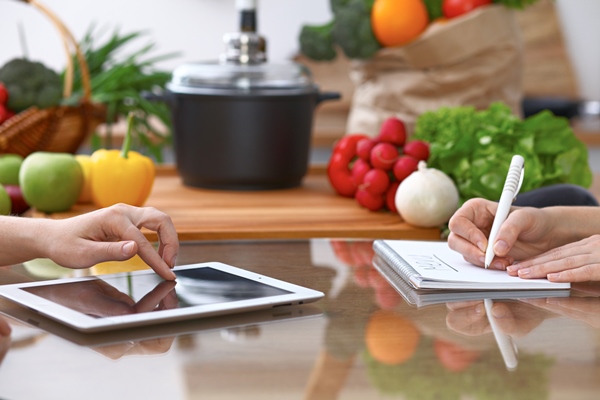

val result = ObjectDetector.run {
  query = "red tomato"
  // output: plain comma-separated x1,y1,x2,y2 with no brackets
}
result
442,0,491,19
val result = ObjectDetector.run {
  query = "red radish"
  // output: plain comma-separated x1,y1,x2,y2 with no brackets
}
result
327,152,357,197
355,188,385,211
333,134,368,159
370,142,398,170
361,168,390,195
357,138,377,161
351,158,371,186
393,155,419,182
385,181,400,213
403,140,430,161
377,117,406,146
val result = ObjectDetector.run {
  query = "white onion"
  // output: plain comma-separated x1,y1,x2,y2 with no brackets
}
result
395,161,459,228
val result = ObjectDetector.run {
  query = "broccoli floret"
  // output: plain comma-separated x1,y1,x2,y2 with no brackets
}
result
299,21,337,61
299,0,381,61
0,58,62,112
333,0,381,59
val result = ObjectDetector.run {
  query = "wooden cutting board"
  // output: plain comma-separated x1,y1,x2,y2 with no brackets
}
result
31,165,441,242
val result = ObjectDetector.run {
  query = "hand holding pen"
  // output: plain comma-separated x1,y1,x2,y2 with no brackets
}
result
484,155,525,268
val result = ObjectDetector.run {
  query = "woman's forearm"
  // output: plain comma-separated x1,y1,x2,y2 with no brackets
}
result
0,216,52,266
543,206,600,248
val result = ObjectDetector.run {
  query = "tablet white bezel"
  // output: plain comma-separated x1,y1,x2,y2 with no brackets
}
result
0,262,324,332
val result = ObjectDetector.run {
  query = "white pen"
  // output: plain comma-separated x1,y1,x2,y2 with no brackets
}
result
484,299,518,371
484,155,525,269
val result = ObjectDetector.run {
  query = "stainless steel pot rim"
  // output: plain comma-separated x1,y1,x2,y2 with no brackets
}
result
166,83,320,97
170,60,314,90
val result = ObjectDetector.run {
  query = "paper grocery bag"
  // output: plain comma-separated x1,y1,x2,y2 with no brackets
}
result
346,5,524,136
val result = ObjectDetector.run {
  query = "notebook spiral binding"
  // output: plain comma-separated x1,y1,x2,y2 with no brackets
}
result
373,240,420,288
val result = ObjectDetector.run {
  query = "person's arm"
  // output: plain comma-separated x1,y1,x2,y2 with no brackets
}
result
0,204,178,280
448,199,600,274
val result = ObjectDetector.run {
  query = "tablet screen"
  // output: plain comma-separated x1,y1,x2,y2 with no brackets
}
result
23,267,293,319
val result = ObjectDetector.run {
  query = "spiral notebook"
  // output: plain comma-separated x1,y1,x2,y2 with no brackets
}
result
372,255,570,307
372,240,571,291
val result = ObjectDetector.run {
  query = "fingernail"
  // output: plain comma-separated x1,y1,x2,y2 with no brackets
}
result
491,261,506,270
479,255,485,264
122,242,135,257
475,303,484,314
507,265,518,273
518,268,531,276
494,240,508,255
492,307,507,319
477,241,486,252
547,272,560,281
170,254,178,269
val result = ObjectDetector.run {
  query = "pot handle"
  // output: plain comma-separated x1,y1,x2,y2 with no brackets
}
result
316,91,341,105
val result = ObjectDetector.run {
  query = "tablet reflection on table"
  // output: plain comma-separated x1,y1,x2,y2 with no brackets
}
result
24,278,178,318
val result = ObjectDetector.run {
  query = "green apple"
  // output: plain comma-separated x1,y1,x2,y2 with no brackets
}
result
0,184,11,215
0,154,24,185
20,152,83,213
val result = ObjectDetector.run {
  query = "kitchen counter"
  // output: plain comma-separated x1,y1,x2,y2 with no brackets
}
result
33,165,441,242
1,238,600,399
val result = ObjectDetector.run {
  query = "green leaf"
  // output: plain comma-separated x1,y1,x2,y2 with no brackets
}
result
62,24,178,160
413,102,593,204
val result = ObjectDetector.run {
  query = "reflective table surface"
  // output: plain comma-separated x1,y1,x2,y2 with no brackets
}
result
1,239,599,400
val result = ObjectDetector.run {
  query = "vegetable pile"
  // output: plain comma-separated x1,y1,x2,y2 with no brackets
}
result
412,102,593,204
300,0,541,61
327,116,431,212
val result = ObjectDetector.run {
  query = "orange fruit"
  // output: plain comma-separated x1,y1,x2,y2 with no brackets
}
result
365,309,420,365
371,0,430,47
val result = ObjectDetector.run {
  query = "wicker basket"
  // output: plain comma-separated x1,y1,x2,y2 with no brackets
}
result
0,0,106,157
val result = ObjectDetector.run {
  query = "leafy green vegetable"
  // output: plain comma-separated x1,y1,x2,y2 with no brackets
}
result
422,0,444,20
0,58,62,112
412,103,593,204
64,24,179,162
299,0,381,61
299,21,337,61
333,0,381,59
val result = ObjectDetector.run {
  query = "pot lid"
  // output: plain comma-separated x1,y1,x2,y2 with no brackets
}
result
169,60,313,91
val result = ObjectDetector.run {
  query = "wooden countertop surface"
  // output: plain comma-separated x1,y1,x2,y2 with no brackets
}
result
37,166,440,242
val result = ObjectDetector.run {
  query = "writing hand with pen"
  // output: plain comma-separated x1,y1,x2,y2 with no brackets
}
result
448,199,600,283
448,154,600,283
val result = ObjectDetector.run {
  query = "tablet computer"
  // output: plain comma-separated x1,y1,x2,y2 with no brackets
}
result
0,262,324,333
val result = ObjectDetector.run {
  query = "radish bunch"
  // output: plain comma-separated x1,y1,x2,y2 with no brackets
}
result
327,116,430,212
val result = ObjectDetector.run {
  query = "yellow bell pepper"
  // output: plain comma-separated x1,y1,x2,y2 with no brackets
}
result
90,113,155,208
75,154,93,204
